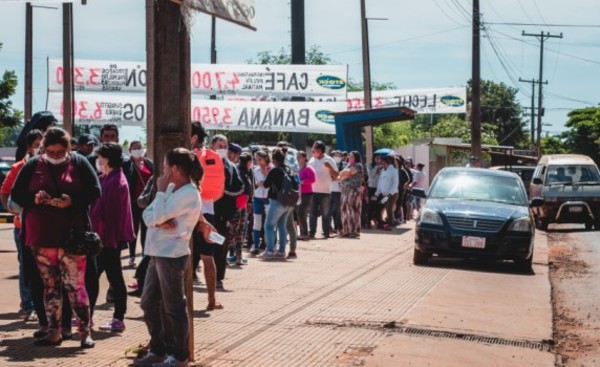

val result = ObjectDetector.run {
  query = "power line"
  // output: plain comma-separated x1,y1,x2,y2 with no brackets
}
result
432,0,467,26
485,22,600,28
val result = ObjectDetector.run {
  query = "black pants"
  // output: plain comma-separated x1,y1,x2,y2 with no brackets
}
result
367,187,381,225
330,191,342,231
214,213,231,282
297,193,313,237
97,247,127,321
134,255,151,289
129,204,148,259
193,214,216,273
24,247,48,327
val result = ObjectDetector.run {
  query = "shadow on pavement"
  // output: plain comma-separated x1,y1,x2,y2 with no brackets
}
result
422,258,535,276
361,228,412,236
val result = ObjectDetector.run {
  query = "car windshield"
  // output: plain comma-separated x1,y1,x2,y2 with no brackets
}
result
546,165,600,184
429,172,528,206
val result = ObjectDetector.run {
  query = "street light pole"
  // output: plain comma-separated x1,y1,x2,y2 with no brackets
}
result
471,0,482,159
25,2,32,122
360,0,373,164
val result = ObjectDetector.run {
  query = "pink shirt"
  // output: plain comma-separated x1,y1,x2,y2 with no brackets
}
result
299,165,317,194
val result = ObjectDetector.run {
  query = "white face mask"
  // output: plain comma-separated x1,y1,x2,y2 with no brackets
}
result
130,149,144,158
95,159,110,174
216,149,228,159
45,155,67,165
334,157,342,164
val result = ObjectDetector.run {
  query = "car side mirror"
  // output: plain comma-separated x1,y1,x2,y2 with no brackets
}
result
411,188,427,199
532,178,543,185
530,197,544,208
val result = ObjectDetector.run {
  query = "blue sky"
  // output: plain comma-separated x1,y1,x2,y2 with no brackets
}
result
1,0,599,142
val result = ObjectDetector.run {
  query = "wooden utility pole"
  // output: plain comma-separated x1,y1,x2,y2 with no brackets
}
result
146,0,193,359
291,0,307,150
24,2,32,122
62,2,74,135
519,78,547,147
471,0,481,159
522,31,562,158
360,0,373,163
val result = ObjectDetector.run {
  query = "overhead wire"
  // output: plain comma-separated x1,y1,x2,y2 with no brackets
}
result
432,0,468,26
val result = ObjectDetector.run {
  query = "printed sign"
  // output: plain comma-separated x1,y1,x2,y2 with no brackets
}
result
47,59,348,98
175,0,256,30
46,92,346,134
346,87,467,114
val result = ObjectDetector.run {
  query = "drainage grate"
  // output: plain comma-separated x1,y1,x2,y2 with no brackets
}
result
305,320,552,351
398,326,551,351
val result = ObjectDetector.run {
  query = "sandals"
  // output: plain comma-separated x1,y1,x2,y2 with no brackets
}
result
206,303,224,311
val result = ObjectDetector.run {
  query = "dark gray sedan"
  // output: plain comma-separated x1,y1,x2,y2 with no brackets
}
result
413,167,541,272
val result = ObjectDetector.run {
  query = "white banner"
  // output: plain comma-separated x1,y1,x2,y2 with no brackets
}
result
47,59,348,98
177,0,256,30
47,92,346,134
346,87,467,114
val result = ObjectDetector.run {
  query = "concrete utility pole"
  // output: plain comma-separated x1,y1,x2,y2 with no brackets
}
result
471,0,481,159
62,2,74,135
290,0,307,150
24,2,32,122
519,78,547,147
522,31,562,158
360,0,373,163
146,0,193,358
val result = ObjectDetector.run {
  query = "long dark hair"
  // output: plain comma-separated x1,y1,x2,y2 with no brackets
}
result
166,148,204,186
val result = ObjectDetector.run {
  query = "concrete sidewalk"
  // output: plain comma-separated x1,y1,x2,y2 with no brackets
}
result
0,222,556,366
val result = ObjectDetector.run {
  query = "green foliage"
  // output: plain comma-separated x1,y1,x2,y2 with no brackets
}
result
0,43,23,129
468,79,527,148
373,122,412,149
0,124,21,147
247,45,332,65
431,115,498,145
561,107,600,164
540,135,568,155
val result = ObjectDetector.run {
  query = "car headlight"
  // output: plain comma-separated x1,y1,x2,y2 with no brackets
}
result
509,217,532,232
419,208,443,226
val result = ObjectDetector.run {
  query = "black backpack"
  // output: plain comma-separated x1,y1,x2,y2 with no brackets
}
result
276,167,300,207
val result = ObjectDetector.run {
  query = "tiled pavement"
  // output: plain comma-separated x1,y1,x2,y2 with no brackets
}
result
0,222,554,367
0,224,433,367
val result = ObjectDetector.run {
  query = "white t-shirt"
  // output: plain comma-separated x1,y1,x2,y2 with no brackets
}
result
412,170,426,190
201,199,214,215
253,165,271,199
308,155,338,194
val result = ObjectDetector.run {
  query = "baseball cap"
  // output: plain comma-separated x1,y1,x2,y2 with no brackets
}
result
228,143,242,154
78,134,98,146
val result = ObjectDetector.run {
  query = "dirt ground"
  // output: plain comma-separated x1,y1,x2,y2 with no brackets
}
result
547,227,600,367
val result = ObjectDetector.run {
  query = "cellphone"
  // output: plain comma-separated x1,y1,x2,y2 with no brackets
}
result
208,231,225,245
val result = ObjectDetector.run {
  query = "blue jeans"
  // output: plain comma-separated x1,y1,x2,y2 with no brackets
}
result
141,255,190,362
252,197,270,249
309,193,332,237
265,200,292,254
14,228,33,312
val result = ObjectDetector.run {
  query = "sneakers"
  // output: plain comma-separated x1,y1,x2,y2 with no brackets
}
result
250,248,260,257
152,355,189,367
134,352,165,367
98,319,126,332
24,310,37,322
260,251,275,260
216,280,224,290
227,255,237,263
286,252,297,259
273,251,285,259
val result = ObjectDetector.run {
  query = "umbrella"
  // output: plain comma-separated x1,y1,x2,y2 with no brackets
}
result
374,148,393,156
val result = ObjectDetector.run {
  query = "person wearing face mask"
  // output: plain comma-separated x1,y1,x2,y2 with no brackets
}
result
88,124,129,175
123,141,154,269
75,134,98,158
10,127,100,348
1,129,43,324
338,151,365,238
91,143,135,333
308,141,338,239
212,135,245,290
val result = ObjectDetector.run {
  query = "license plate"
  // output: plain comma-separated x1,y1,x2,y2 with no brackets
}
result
462,236,486,249
569,206,583,213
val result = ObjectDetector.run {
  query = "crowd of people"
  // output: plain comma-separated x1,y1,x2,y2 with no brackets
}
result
0,111,426,367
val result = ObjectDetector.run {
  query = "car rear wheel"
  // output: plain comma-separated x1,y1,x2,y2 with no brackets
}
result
413,249,429,265
585,222,594,231
515,255,533,274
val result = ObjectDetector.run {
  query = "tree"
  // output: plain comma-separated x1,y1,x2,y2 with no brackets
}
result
540,135,568,155
469,79,527,148
431,115,498,145
247,45,332,65
561,107,600,164
0,43,23,129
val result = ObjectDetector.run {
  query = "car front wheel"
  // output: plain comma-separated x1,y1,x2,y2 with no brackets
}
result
515,255,533,274
413,248,429,265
